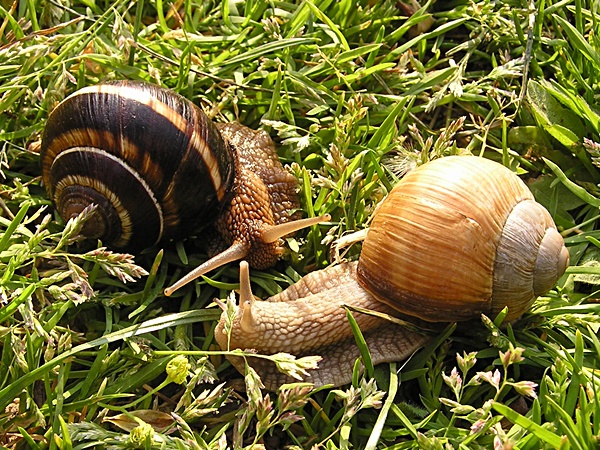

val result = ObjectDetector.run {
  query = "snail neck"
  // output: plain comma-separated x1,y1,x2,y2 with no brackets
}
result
164,123,330,296
215,261,398,355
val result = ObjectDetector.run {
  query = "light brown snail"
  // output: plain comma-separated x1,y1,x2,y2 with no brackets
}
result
40,81,328,294
215,156,570,389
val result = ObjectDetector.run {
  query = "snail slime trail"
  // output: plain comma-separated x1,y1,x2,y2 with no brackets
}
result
215,156,569,389
40,80,330,294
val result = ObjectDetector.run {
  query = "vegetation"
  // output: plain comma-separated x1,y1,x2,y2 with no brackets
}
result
1,0,599,448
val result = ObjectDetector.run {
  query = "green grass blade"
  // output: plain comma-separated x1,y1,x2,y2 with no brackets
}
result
0,202,30,252
0,310,219,410
211,37,317,71
365,363,397,450
345,309,374,379
0,284,35,322
492,401,564,448
543,158,600,207
385,18,468,61
304,0,350,51
554,15,600,64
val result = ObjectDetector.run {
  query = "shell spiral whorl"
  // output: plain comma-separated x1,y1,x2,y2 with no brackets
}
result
41,81,234,251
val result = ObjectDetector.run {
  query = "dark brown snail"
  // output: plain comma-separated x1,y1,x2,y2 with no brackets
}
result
40,81,328,294
215,156,570,388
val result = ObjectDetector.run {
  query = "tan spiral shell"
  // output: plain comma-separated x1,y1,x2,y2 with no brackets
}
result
358,155,569,322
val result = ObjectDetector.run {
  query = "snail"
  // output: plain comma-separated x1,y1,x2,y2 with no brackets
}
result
40,81,329,294
215,156,570,389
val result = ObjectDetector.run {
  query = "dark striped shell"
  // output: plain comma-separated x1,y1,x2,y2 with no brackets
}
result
40,81,234,251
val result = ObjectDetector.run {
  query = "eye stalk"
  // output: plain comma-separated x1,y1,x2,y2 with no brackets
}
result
163,214,331,296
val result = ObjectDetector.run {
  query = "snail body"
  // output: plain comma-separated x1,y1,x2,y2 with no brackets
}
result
215,156,569,388
41,81,328,293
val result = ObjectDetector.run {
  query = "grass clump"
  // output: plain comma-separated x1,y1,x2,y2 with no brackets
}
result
1,0,600,448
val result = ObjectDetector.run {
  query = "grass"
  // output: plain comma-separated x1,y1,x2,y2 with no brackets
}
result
1,0,600,448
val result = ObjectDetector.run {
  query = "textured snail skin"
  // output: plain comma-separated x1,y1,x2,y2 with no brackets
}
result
215,263,397,354
213,123,301,269
215,262,431,388
216,156,569,389
224,321,430,388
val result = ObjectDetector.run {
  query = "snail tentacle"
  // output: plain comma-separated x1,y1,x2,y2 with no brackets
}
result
163,215,331,296
238,261,257,334
260,214,332,244
163,241,250,296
